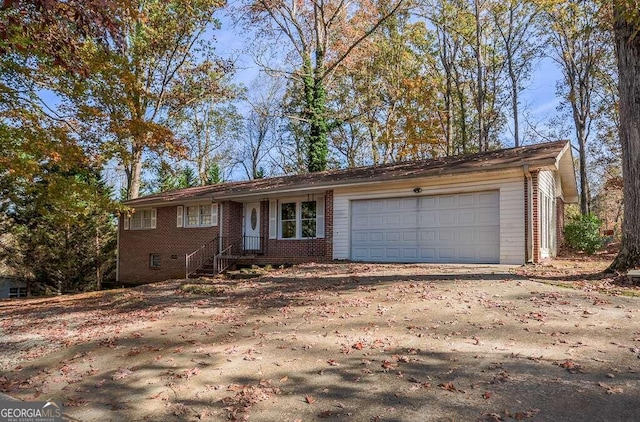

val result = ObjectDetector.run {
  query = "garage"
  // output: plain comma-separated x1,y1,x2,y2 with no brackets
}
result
350,191,500,263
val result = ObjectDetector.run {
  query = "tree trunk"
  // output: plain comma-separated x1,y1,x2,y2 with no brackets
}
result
508,49,519,147
577,128,590,215
474,0,486,152
608,6,640,274
128,147,143,200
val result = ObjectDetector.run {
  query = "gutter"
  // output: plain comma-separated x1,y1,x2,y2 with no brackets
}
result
523,165,534,263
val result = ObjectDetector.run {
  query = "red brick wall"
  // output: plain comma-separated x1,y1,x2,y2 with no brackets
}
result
524,176,529,262
531,171,540,263
260,190,334,263
221,201,244,255
524,171,542,263
118,205,219,284
324,189,334,260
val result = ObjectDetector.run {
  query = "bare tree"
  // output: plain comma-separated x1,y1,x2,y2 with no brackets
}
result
546,0,612,215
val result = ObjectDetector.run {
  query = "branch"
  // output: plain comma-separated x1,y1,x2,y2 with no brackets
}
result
323,0,407,79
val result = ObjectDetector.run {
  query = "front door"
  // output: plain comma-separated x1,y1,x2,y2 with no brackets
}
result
244,202,261,251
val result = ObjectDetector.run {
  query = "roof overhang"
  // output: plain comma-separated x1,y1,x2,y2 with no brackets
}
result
555,141,579,203
123,140,577,208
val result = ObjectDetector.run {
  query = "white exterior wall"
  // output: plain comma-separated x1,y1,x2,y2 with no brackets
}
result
538,170,557,258
332,171,526,264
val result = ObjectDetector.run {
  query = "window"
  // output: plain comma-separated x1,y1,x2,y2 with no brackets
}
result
129,209,156,230
149,253,161,268
540,192,556,251
180,203,217,228
281,202,297,238
276,198,324,239
9,287,27,298
301,201,317,238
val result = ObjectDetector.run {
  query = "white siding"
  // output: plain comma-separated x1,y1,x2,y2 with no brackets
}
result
333,171,526,264
538,170,557,258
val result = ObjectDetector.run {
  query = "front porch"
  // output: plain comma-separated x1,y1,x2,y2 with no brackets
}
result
186,194,333,277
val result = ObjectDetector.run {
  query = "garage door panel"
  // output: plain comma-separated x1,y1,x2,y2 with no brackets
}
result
402,248,418,259
403,231,418,242
386,232,401,242
458,210,476,224
351,191,499,263
479,191,499,204
458,193,475,206
459,230,475,242
438,212,455,225
438,248,456,260
353,232,369,242
438,229,456,242
370,232,384,242
438,195,456,207
420,248,436,259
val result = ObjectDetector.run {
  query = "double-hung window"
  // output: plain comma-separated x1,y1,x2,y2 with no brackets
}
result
9,287,27,298
127,209,156,230
281,203,297,238
273,196,324,239
177,203,217,228
301,201,317,238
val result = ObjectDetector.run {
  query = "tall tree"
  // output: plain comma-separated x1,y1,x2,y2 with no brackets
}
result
171,84,242,186
608,1,640,273
490,0,542,147
0,122,117,293
242,0,407,173
237,76,282,179
546,0,612,215
66,0,230,199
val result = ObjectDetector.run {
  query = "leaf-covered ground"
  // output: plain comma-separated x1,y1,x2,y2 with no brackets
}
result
1,259,639,421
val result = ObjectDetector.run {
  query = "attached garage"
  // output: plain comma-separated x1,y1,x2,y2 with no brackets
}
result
350,191,500,263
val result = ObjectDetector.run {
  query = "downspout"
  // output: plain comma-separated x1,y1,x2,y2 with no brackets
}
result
523,165,533,263
219,201,224,252
116,216,120,283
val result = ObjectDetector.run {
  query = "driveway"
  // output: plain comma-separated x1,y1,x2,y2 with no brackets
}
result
0,261,638,421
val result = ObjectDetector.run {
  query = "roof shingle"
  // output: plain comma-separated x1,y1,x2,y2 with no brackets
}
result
124,140,571,207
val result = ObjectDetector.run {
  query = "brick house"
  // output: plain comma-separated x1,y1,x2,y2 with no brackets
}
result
117,140,578,284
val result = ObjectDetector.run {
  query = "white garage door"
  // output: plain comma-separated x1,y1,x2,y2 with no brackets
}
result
350,191,500,263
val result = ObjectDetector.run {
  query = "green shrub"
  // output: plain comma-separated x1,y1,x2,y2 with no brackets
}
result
563,213,603,254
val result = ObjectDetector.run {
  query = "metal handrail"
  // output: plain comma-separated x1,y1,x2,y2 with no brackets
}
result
185,238,217,278
213,244,234,274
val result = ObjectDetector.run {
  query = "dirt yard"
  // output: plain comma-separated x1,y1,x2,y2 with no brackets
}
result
1,257,639,421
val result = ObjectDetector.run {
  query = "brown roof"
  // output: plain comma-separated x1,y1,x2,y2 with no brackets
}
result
125,140,573,207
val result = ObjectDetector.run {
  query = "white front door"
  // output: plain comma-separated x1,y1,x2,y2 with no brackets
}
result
244,202,261,251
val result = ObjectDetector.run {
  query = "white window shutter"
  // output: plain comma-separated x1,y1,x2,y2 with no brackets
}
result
123,215,129,231
211,203,218,226
151,208,157,229
269,200,277,239
176,206,183,228
316,195,325,238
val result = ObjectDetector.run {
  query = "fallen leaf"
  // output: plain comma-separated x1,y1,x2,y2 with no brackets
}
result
438,382,460,393
304,394,316,404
